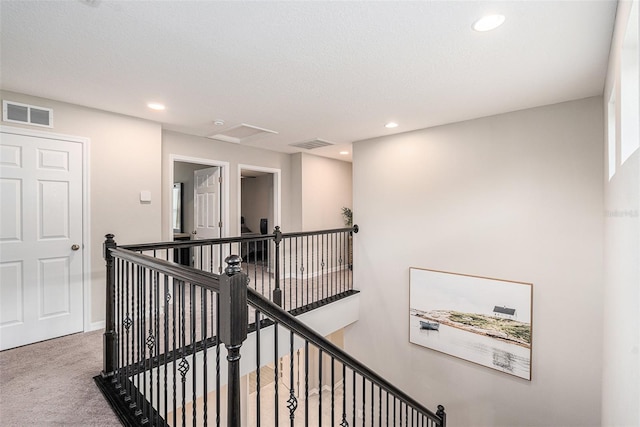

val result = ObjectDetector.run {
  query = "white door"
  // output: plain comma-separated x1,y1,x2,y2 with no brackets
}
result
0,132,84,350
193,167,222,272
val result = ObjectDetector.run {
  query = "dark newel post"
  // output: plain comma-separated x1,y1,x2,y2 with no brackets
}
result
219,255,248,427
102,234,117,377
437,405,447,427
272,226,283,307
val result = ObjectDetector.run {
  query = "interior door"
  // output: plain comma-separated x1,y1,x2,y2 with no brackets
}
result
0,131,84,350
193,167,222,272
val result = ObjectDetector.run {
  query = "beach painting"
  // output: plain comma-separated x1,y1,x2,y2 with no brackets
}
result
409,268,533,380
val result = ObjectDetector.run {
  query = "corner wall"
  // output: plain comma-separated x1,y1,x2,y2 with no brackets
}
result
602,1,640,424
298,152,353,230
349,97,604,426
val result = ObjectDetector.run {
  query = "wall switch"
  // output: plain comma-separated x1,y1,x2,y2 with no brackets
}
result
140,190,151,203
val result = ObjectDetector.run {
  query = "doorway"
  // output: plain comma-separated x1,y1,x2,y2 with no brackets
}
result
169,155,229,241
238,165,281,237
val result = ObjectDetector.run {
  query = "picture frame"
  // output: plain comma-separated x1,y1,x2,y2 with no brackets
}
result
409,268,533,380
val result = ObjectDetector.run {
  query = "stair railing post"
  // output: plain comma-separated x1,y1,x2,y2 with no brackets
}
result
437,404,447,427
219,254,248,427
102,233,118,377
272,226,283,307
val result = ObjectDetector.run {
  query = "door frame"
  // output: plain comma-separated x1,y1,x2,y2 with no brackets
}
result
168,154,229,240
0,125,92,332
237,164,281,233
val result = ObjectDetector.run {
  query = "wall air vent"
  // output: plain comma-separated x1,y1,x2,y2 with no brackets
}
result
289,138,335,150
208,123,278,144
2,100,53,128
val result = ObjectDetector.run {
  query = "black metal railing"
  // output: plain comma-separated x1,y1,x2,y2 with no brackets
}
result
95,228,446,427
119,226,358,313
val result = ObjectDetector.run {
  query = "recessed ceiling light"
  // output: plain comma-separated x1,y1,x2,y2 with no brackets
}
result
473,15,505,32
339,151,349,155
385,122,398,129
214,119,225,126
147,102,165,111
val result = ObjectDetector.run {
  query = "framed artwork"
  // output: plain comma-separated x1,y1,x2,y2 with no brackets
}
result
409,268,533,380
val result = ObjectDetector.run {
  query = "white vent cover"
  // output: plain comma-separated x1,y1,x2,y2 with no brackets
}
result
208,123,278,144
2,100,53,128
289,138,335,150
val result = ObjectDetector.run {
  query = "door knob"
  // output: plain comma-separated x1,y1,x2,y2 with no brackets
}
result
71,244,80,251
192,230,197,235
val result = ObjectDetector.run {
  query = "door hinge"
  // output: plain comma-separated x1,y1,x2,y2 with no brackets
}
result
218,176,222,183
218,221,222,228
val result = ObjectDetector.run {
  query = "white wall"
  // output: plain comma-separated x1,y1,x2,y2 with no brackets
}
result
0,90,162,325
299,152,353,230
349,97,604,426
602,1,640,425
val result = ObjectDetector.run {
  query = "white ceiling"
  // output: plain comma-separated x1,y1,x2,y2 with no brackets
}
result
0,1,617,161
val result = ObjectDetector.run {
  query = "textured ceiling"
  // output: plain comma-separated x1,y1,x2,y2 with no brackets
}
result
0,1,617,161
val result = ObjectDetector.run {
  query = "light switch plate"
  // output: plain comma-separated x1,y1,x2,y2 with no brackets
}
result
140,190,151,203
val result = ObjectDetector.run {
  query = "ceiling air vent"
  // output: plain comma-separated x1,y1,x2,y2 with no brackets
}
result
289,138,335,150
208,123,278,144
2,100,53,128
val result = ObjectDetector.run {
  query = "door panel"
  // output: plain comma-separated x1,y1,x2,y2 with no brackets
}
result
193,167,221,272
0,178,22,241
0,132,84,350
0,261,23,326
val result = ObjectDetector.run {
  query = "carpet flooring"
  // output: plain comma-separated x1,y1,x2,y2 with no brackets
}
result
0,329,121,426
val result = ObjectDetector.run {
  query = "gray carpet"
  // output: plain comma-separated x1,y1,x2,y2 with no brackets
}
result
0,329,121,426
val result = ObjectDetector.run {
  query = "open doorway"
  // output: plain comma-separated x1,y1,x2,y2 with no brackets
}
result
238,165,281,237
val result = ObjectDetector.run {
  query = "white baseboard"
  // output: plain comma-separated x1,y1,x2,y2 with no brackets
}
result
88,320,105,332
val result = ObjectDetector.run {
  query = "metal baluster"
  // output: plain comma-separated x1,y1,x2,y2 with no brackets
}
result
180,280,188,427
164,275,169,424
154,270,160,426
256,240,264,298
362,376,365,426
274,323,279,426
319,348,323,426
379,385,382,427
330,232,334,298
394,396,397,426
305,235,309,306
295,237,299,311
125,261,132,410
331,357,335,427
288,331,297,426
352,370,356,427
304,341,309,426
256,310,261,427
191,282,197,427
216,294,221,427
371,382,374,427
341,365,347,427
136,265,142,418
142,267,149,422
202,287,208,427
172,277,177,427
386,391,389,427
